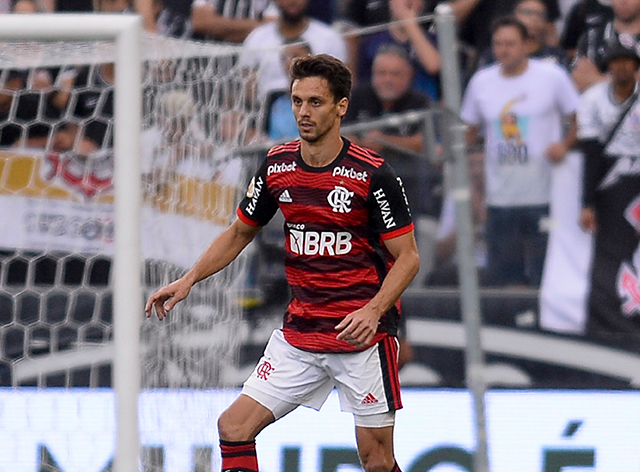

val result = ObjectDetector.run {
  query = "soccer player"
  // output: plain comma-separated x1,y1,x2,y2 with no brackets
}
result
145,54,420,472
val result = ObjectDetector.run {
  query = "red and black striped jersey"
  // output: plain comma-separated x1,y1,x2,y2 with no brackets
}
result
237,138,414,353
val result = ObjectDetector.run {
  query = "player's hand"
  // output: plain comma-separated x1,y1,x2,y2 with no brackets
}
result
145,278,192,321
579,207,597,233
546,142,568,164
335,307,380,348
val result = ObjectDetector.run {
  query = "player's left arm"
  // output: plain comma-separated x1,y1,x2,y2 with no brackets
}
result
546,112,577,163
336,230,420,347
547,68,581,162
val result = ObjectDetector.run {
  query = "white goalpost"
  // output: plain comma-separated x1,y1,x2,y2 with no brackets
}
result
0,13,259,471
0,14,143,472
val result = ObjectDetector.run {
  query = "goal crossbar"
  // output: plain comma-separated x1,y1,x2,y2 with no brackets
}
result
0,14,143,472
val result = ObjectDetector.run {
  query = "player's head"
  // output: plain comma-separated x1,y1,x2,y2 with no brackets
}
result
289,54,351,143
372,44,415,105
612,0,640,24
491,16,530,72
513,0,548,41
281,38,312,77
276,0,309,24
289,54,352,104
158,90,196,140
603,37,640,81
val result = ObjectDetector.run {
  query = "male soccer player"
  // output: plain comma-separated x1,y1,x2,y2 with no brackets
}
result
146,54,420,472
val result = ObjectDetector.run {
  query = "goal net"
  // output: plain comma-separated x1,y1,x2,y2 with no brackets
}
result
0,31,262,470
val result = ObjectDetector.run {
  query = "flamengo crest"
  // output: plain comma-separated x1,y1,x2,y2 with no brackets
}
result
327,186,353,213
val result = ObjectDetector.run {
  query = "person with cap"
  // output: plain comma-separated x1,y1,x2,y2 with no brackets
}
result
571,0,640,92
578,37,640,337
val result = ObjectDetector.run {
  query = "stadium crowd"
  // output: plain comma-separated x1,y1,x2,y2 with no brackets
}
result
1,0,640,380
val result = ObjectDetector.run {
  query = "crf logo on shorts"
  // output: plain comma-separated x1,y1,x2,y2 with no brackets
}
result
256,360,275,380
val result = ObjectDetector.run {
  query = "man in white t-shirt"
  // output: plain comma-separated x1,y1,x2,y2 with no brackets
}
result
461,15,580,287
239,0,347,100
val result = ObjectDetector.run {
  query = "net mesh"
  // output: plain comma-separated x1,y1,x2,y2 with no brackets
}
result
0,34,263,390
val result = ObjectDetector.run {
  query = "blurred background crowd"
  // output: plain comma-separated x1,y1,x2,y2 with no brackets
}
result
2,0,640,388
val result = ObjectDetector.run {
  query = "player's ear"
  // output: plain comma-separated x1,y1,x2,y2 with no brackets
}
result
337,97,348,118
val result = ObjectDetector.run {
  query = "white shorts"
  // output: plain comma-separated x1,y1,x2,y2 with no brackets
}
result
242,329,401,427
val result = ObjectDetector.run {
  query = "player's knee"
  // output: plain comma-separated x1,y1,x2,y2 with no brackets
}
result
360,452,395,472
217,409,249,442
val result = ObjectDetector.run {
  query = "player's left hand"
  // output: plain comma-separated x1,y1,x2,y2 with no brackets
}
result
546,142,568,163
335,307,380,347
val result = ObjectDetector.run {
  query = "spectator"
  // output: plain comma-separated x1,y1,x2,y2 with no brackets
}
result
344,44,438,285
353,0,441,100
265,39,312,141
190,0,274,43
0,71,60,148
475,0,569,70
572,0,640,92
461,16,580,287
55,0,92,11
578,39,640,336
427,147,487,286
239,0,347,100
11,0,43,12
560,0,613,59
94,0,133,12
140,90,210,180
52,63,114,155
154,0,193,38
454,0,561,54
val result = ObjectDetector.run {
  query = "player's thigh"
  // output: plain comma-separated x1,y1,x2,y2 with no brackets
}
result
242,329,334,415
330,337,402,416
355,425,396,472
218,393,276,441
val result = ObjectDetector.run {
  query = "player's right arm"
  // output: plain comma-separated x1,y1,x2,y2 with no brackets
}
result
191,2,263,43
145,218,261,320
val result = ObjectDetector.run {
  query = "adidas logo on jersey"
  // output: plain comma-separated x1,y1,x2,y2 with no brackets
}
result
362,393,379,404
279,190,293,203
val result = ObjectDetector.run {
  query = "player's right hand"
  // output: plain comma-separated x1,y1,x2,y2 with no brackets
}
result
579,207,597,233
145,278,192,321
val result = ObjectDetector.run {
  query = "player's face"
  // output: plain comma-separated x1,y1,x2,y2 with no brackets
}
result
277,0,308,23
514,0,547,40
608,57,640,84
492,25,528,73
612,0,640,23
372,53,414,103
291,76,348,144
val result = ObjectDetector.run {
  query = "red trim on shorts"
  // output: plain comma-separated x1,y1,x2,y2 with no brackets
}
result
379,337,402,411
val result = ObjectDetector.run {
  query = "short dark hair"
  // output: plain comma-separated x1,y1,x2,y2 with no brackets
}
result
491,15,529,41
289,54,352,102
513,0,547,14
374,43,412,65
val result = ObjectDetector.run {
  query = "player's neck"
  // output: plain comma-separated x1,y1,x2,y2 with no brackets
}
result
500,57,529,77
612,79,637,103
279,17,309,39
300,134,344,168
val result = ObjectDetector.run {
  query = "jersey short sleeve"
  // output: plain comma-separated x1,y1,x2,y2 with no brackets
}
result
460,73,483,127
577,84,604,140
237,157,279,227
368,161,414,239
553,65,581,115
